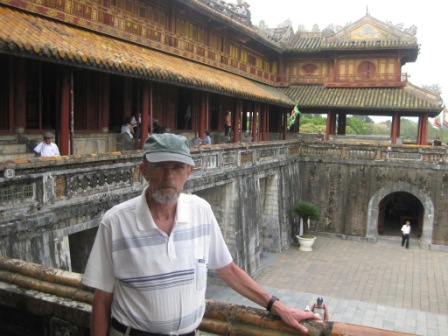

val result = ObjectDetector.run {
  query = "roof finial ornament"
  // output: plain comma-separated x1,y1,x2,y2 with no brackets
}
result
366,6,370,16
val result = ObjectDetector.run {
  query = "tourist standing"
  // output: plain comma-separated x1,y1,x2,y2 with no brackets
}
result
202,130,211,145
401,220,411,248
82,133,317,336
34,132,60,157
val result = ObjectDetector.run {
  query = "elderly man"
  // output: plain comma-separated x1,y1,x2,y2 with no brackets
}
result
33,132,60,157
82,133,317,336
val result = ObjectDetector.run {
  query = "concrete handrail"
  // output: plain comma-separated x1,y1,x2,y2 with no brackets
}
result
0,256,418,335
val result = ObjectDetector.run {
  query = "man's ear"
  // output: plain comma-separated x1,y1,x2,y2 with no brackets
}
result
139,162,148,177
187,165,194,175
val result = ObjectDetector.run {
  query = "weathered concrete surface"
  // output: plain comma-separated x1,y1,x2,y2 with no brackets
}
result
1,141,447,280
0,256,419,336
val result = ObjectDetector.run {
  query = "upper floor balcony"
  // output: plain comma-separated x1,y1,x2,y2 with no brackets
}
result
4,0,415,90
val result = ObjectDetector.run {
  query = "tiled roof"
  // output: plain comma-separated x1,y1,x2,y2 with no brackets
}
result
289,36,418,53
0,6,293,107
181,0,283,52
287,15,418,56
321,39,418,50
290,37,322,52
281,85,443,117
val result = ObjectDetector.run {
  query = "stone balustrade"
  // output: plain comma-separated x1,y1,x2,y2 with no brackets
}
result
1,141,446,221
0,255,419,336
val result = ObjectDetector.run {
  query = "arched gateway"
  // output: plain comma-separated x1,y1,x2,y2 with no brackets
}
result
366,182,434,248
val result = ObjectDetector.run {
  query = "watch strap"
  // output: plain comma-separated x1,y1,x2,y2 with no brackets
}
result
266,295,279,312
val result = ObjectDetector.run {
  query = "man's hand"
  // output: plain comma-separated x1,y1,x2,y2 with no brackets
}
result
217,263,320,334
271,300,321,335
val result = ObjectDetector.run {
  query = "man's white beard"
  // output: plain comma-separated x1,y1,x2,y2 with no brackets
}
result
152,190,179,205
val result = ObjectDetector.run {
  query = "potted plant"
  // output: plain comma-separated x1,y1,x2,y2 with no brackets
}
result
292,201,321,251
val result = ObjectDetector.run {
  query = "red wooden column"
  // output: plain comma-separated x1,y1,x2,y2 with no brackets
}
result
260,104,266,142
422,114,429,145
199,93,208,140
330,112,337,135
59,69,70,155
233,99,242,143
140,82,150,147
259,104,266,141
14,58,26,133
417,113,429,145
251,103,259,142
390,112,400,145
324,110,335,141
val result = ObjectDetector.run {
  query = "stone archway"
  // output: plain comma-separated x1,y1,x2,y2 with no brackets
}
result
378,192,423,237
366,181,434,248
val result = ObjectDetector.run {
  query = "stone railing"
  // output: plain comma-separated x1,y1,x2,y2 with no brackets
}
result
0,256,418,336
1,141,446,221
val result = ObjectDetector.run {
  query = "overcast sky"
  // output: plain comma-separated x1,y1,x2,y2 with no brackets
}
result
246,0,447,122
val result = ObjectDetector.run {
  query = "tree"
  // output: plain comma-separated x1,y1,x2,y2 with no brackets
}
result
346,116,374,134
422,84,442,95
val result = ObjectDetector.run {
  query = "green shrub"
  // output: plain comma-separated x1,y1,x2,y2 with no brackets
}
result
292,201,320,221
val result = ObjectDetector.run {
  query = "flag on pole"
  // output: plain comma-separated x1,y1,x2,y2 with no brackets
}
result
433,113,441,128
287,104,301,130
444,108,448,128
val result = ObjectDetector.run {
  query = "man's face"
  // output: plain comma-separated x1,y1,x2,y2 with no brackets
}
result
140,160,193,205
43,137,52,144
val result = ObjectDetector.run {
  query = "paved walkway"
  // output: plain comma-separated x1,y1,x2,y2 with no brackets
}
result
206,235,448,336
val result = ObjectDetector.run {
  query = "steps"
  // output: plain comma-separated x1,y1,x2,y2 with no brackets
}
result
0,135,38,162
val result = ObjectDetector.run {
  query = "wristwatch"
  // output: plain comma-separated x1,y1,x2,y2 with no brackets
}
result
266,295,279,312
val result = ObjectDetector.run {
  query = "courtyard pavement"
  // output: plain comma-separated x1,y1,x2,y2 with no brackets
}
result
205,235,448,335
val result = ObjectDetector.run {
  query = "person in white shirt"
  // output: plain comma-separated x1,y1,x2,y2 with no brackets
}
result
33,132,60,157
121,117,134,139
82,133,318,336
401,220,411,248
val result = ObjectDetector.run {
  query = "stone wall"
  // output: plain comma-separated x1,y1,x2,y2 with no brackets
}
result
1,141,448,280
298,158,448,248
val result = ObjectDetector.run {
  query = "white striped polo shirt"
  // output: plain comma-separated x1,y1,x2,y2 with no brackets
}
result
82,188,232,334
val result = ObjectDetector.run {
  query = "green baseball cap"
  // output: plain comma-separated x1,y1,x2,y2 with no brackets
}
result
143,133,195,166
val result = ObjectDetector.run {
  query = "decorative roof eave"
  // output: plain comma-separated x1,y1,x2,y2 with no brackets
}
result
281,85,443,118
285,40,418,54
178,0,284,54
0,6,293,107
286,14,419,56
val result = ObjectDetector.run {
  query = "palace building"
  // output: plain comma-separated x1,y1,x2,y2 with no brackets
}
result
0,0,443,160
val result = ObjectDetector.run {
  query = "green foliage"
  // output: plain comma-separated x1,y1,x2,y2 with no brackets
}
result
292,201,321,221
371,123,390,135
346,116,374,134
299,114,448,143
300,116,327,126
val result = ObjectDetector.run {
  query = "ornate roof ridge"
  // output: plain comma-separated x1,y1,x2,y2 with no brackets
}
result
179,0,284,52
